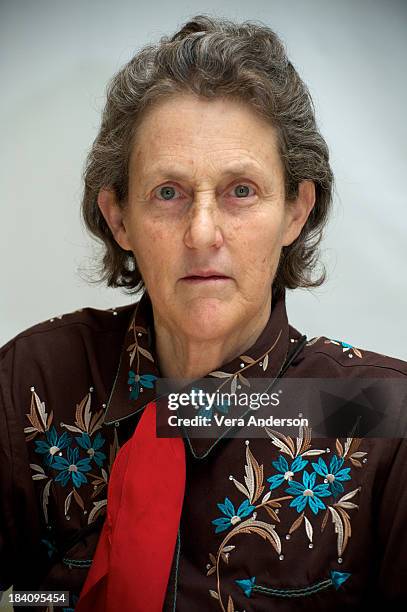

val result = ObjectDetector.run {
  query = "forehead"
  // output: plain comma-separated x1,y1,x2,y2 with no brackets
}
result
129,93,282,175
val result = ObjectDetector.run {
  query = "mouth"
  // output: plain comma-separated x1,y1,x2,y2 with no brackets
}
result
181,270,232,283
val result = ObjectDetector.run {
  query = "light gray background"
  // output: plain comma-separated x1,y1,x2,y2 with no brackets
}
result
1,0,406,360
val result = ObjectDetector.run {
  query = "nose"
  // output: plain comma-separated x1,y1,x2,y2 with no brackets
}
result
183,195,223,249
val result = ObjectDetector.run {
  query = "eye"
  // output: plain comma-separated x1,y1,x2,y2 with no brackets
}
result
229,184,256,199
154,184,182,201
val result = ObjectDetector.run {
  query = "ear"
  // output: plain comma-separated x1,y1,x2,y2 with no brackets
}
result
97,187,132,251
282,180,316,247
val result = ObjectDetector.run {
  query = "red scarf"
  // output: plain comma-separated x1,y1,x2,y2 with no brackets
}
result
75,401,186,611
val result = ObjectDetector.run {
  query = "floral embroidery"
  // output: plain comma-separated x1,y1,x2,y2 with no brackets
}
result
25,386,119,525
206,427,367,611
324,339,363,359
75,432,106,467
267,454,308,490
207,329,283,395
285,470,330,515
306,336,363,359
34,426,71,466
53,447,92,488
312,455,351,497
128,371,158,400
125,309,158,401
193,386,231,419
212,498,256,533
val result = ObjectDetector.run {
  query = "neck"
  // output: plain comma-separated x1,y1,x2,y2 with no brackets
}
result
152,295,272,379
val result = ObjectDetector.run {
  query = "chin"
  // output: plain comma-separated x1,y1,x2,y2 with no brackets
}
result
179,297,235,340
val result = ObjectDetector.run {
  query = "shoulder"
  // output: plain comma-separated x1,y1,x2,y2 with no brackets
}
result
0,302,136,418
0,302,135,363
289,328,407,378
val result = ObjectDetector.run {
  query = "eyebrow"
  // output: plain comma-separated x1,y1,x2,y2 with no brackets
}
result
145,160,265,181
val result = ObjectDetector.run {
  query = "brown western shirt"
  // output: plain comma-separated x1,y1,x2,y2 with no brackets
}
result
1,288,406,610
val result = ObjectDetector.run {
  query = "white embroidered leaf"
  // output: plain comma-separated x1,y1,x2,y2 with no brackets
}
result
32,474,48,481
208,371,230,378
336,506,352,553
34,391,48,431
227,594,235,612
244,445,255,502
138,346,154,363
262,353,269,371
296,424,306,456
335,439,344,457
231,376,237,395
328,506,344,557
337,502,358,510
83,394,92,431
88,499,107,524
240,355,255,364
336,488,360,504
209,590,219,600
221,552,229,564
301,449,326,457
65,491,73,516
238,373,250,387
231,477,250,500
350,452,367,459
24,426,37,434
321,508,329,532
262,491,271,503
304,515,313,543
222,545,236,553
101,468,108,483
343,437,352,456
305,336,321,347
42,479,52,525
264,428,294,457
30,463,45,474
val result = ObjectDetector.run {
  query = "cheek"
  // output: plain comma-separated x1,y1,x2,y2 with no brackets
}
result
233,215,284,270
129,218,168,265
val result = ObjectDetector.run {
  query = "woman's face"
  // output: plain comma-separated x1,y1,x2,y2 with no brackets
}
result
100,93,314,340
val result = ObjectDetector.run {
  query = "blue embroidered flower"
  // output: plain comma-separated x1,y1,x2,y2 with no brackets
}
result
75,432,106,467
41,537,57,559
53,447,92,488
212,497,255,533
267,454,308,490
128,370,158,400
333,339,354,349
285,470,330,515
235,576,256,598
192,387,230,419
34,426,71,466
330,570,351,590
312,455,351,497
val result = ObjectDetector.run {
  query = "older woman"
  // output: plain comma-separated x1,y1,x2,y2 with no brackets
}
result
1,14,406,612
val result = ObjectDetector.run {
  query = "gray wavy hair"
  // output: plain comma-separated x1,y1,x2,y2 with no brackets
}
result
81,14,334,296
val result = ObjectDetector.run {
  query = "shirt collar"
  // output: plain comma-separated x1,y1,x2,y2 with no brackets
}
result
103,287,292,456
